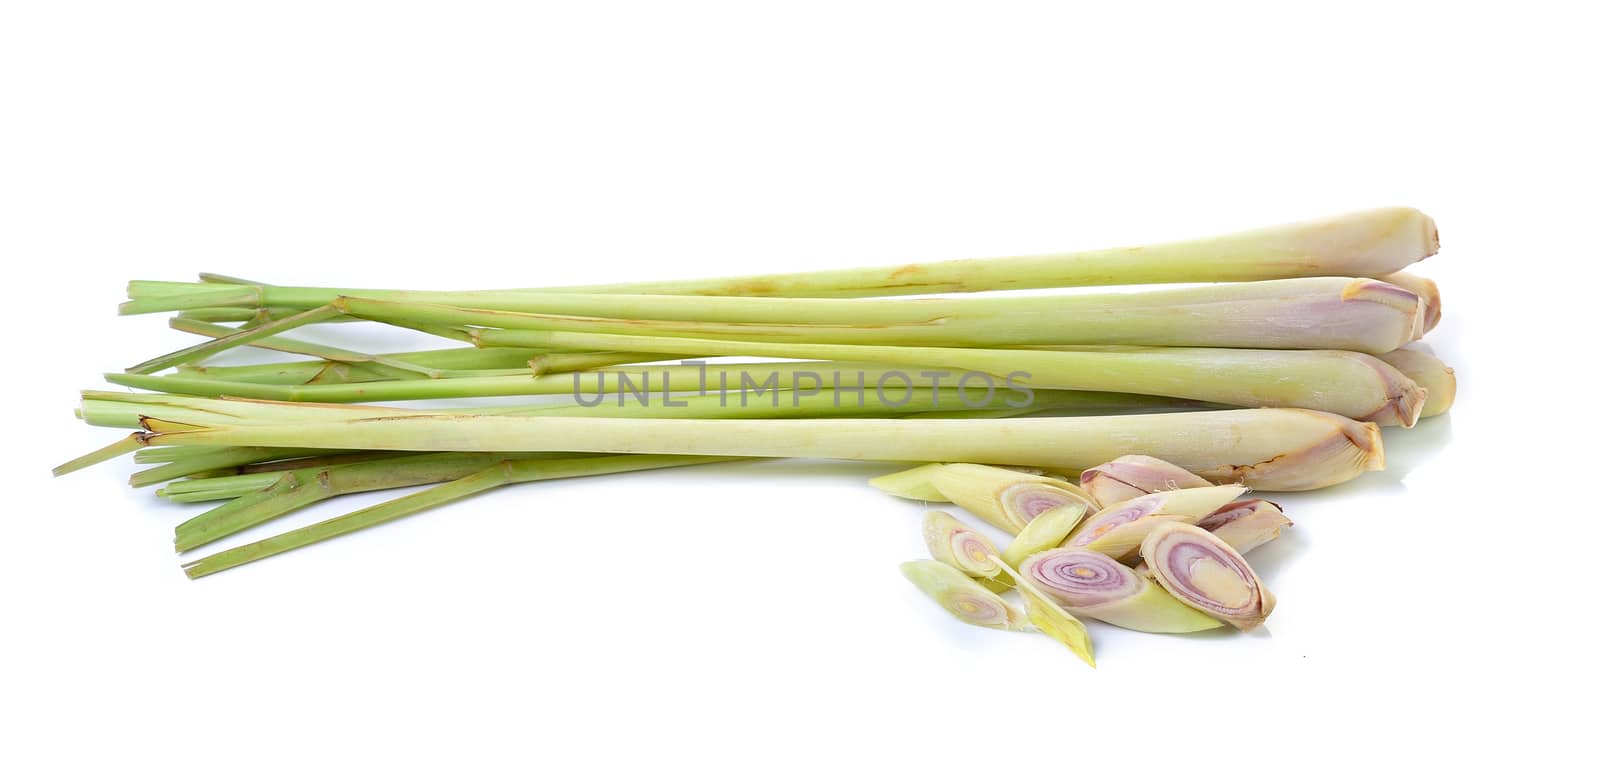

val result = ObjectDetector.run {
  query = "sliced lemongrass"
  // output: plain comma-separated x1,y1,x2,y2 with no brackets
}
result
1379,271,1441,333
469,330,1427,424
339,276,1424,354
1197,499,1293,555
1021,548,1222,633
135,408,1385,491
927,463,1096,534
1378,347,1456,418
1001,506,1089,568
180,455,728,578
923,510,1005,580
916,510,1094,663
1079,454,1213,507
1141,522,1276,631
1065,485,1248,562
900,560,1026,631
869,464,952,501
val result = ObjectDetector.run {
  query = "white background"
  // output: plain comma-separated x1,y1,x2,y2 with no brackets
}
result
3,2,1594,765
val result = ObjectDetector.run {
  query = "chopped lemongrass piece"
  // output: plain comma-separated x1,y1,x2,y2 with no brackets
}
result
900,560,1025,631
130,408,1386,491
1064,485,1248,562
1197,500,1293,555
1141,522,1276,631
1001,505,1089,569
928,463,1096,534
1378,347,1456,418
869,464,953,501
1079,454,1213,507
1021,548,1222,633
922,510,1005,580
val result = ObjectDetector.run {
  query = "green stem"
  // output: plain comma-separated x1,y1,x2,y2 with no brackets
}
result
126,304,341,374
181,455,732,578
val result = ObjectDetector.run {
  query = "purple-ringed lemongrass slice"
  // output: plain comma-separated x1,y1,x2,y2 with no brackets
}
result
1198,499,1293,555
1079,455,1212,507
1141,522,1276,631
923,510,1004,579
921,511,1094,665
900,560,1025,631
929,463,1097,534
1001,505,1088,569
1021,548,1222,633
1066,485,1246,563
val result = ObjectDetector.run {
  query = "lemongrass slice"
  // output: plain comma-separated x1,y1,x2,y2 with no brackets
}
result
923,510,1005,580
1141,522,1275,630
900,560,1025,630
1065,485,1246,562
1021,548,1222,633
1378,347,1456,418
919,510,1093,664
1198,500,1293,555
1002,506,1089,568
870,464,951,502
928,464,1096,534
1079,455,1212,507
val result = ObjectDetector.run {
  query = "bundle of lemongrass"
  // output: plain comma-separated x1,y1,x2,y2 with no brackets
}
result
56,208,1454,610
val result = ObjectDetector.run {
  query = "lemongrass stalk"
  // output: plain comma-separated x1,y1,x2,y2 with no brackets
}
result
529,351,686,374
1079,455,1214,507
129,209,1437,313
471,329,1427,424
552,207,1437,296
181,455,729,578
130,446,336,487
1378,347,1456,418
331,276,1424,353
126,304,342,374
136,408,1385,491
102,362,941,402
1379,272,1441,333
174,451,598,551
51,434,144,477
103,363,1199,413
82,386,1089,434
1001,506,1088,569
158,474,286,502
181,346,549,378
901,560,1026,631
1141,522,1276,630
168,318,441,379
1064,485,1247,562
926,463,1096,534
916,511,1093,664
160,388,1045,549
1197,500,1293,555
1020,548,1222,633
